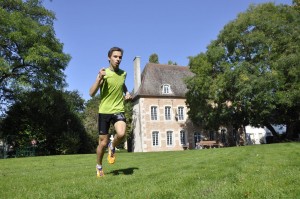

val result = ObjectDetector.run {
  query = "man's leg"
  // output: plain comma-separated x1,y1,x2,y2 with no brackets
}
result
97,134,109,166
96,134,109,177
107,121,126,164
112,121,126,148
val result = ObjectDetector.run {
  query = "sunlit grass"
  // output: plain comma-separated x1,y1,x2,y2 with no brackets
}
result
0,143,299,198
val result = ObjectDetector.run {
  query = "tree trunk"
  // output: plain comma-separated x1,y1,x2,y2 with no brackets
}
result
264,123,280,140
286,121,300,140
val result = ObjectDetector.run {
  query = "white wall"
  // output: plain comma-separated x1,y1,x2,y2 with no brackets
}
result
245,126,266,144
245,125,286,144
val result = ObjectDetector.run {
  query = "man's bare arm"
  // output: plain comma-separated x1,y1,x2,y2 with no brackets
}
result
123,84,132,100
89,68,106,97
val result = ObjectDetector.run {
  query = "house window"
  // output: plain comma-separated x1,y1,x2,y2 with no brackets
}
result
151,106,157,120
152,131,159,146
162,84,171,94
194,132,201,145
180,130,186,145
178,107,184,120
209,131,215,140
233,129,239,143
167,131,173,146
221,129,226,144
165,106,171,120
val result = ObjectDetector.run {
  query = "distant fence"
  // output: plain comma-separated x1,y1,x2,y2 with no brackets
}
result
15,147,36,157
1,146,36,159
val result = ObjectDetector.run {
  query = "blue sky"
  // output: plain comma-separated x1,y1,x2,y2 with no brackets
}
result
43,0,292,101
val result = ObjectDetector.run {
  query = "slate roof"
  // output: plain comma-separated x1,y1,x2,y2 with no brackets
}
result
133,63,194,99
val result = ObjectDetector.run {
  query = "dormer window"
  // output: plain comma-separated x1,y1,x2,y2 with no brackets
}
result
162,84,172,94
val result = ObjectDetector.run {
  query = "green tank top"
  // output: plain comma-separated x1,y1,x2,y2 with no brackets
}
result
99,68,126,114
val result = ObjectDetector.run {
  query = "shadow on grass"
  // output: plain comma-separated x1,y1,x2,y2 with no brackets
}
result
108,167,139,175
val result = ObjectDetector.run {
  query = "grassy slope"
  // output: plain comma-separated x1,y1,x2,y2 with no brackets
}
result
0,143,299,199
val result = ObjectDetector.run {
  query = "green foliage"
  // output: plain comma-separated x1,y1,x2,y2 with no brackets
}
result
0,0,71,109
149,53,159,63
0,89,94,155
167,60,178,65
82,95,101,142
293,0,300,9
186,3,300,138
124,100,133,138
0,143,299,198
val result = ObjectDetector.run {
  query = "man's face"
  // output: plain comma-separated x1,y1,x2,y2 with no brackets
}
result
109,51,122,69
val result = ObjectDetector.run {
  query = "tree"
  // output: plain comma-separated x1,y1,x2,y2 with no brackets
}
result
0,89,94,155
149,53,159,63
293,0,300,9
0,0,71,112
124,100,133,151
82,95,101,143
186,3,300,140
167,60,178,65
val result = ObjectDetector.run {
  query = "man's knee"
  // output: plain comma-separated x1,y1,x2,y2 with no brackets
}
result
99,141,108,147
116,132,126,139
114,121,126,133
98,136,109,147
115,128,126,139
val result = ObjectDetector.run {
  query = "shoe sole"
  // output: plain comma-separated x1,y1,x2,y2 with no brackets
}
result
107,146,116,164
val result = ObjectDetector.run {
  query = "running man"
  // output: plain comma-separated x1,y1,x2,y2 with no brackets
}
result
89,47,132,177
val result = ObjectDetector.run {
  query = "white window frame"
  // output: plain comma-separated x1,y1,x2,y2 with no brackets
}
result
165,106,171,120
152,131,159,146
180,130,186,145
166,131,173,146
178,106,184,120
162,84,172,94
150,106,158,120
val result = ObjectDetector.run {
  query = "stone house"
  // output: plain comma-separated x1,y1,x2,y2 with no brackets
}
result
131,57,235,152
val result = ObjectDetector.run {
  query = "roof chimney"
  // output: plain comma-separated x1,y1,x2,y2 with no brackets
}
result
133,56,141,93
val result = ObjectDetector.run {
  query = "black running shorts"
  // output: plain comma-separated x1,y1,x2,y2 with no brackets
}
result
98,113,126,135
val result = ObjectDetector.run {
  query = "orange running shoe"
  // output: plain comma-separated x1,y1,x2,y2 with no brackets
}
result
96,166,104,177
107,142,116,164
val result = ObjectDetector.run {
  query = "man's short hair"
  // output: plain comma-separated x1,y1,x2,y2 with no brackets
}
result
108,47,123,57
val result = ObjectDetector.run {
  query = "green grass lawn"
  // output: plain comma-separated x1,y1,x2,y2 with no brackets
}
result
0,143,299,199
